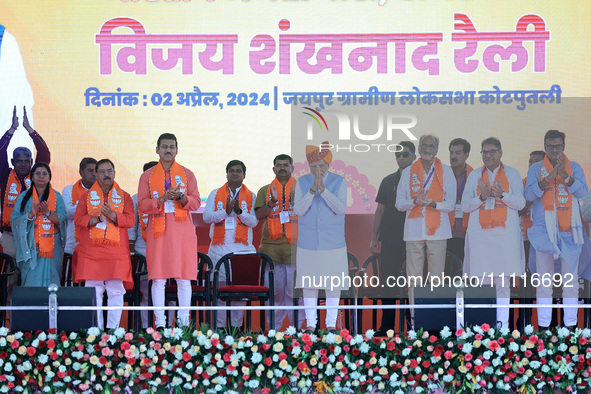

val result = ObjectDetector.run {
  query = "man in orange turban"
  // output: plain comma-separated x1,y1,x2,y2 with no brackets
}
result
294,142,348,334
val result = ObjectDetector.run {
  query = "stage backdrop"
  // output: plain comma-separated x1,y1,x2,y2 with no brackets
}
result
1,1,590,210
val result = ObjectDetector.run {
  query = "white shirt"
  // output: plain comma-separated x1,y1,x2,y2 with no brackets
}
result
396,160,457,241
62,182,90,254
129,194,147,256
203,185,258,264
462,164,525,276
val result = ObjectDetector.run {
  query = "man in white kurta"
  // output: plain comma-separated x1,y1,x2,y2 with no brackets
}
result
396,134,456,316
203,160,258,329
294,143,348,333
462,138,525,329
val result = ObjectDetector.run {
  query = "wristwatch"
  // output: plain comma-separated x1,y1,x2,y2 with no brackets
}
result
564,175,572,184
501,191,507,199
177,193,185,201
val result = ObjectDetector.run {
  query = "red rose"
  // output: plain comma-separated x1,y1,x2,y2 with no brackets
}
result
352,348,360,356
26,347,36,357
410,360,418,369
387,342,395,351
264,357,272,366
422,360,431,368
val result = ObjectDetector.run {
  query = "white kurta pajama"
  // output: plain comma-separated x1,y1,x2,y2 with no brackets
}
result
203,186,258,328
294,171,349,329
462,164,525,328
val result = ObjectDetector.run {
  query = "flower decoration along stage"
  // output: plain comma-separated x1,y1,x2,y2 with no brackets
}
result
0,324,591,393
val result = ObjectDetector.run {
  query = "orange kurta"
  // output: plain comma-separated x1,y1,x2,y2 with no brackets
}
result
73,189,134,287
137,164,200,280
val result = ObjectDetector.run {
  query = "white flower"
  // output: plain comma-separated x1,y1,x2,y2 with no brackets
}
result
365,329,375,339
251,353,263,364
87,327,100,336
558,327,570,338
224,336,234,346
524,324,534,335
285,326,297,336
257,335,267,344
291,347,302,357
359,343,370,353
407,330,417,340
440,326,451,339
268,329,276,337
509,342,519,352
462,343,473,353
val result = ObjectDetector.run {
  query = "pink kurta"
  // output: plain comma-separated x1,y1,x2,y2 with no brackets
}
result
137,164,200,280
73,189,134,287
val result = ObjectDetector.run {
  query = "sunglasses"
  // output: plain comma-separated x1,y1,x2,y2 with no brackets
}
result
395,152,413,158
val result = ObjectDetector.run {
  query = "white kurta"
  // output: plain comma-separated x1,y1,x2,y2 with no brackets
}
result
396,161,457,241
462,164,526,278
293,172,349,291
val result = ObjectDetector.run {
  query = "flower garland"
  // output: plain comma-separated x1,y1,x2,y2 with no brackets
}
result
0,324,590,393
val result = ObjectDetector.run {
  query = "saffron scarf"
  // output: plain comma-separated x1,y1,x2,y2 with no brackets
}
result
32,187,57,258
87,181,125,246
409,158,444,236
148,161,189,238
522,178,533,237
540,155,573,232
212,183,254,245
265,177,297,243
477,164,510,229
2,170,30,227
71,179,88,242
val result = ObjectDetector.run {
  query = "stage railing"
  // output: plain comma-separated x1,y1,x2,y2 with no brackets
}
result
2,285,589,333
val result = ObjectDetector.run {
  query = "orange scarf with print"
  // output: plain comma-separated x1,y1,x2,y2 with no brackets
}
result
2,170,30,227
409,158,444,236
71,179,88,242
522,178,533,237
477,164,510,229
266,177,297,243
139,209,149,241
212,183,254,245
32,187,57,258
540,155,573,232
148,161,189,238
449,164,473,232
87,181,125,245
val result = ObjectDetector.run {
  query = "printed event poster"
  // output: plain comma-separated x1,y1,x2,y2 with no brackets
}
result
1,1,590,211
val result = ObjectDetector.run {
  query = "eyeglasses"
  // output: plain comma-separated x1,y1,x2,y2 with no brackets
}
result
395,152,414,158
545,144,564,151
98,169,114,175
33,171,49,177
480,149,499,156
420,144,437,150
